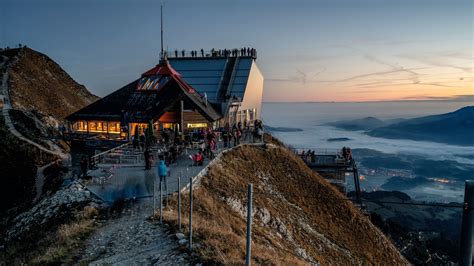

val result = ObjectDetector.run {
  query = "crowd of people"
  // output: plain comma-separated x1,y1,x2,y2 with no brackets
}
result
188,119,264,166
341,146,353,162
169,47,257,58
300,149,316,163
298,146,353,164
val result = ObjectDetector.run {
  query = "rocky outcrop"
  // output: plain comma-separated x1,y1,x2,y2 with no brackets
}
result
5,181,101,242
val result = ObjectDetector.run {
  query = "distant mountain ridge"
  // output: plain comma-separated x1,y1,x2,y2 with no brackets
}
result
326,107,474,146
368,106,474,146
326,116,386,131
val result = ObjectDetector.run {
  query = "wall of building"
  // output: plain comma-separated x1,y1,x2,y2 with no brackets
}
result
239,60,264,121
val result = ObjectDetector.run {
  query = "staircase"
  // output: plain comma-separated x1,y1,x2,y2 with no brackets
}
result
217,56,240,101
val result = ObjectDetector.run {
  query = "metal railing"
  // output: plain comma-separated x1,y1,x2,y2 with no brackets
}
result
90,142,129,166
162,48,257,59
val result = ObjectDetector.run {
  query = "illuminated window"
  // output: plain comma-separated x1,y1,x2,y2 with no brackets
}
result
187,123,207,128
162,123,175,129
136,76,171,91
108,122,121,133
73,121,88,131
72,121,122,133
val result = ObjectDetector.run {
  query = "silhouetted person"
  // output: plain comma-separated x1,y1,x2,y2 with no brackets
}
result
144,148,153,170
175,50,178,57
80,156,88,178
201,49,204,56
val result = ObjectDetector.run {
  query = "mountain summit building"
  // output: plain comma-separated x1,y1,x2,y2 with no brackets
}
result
66,49,264,141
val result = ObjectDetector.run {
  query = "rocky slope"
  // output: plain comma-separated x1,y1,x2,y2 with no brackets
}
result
0,180,104,264
162,140,408,264
0,47,98,223
7,47,98,122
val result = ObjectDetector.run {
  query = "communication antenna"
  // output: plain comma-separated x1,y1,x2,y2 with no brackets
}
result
160,3,165,60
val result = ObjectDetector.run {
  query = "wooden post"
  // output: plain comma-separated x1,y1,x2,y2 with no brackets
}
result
153,177,156,220
178,172,182,232
460,180,473,266
189,176,193,251
160,179,163,225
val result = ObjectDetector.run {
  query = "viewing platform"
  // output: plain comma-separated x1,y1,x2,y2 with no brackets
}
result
293,148,362,203
79,135,261,203
162,47,257,60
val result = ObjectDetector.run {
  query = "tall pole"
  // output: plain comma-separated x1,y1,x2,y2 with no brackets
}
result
178,172,182,232
460,180,473,266
189,176,193,251
160,179,163,225
245,184,253,266
180,100,184,141
160,4,164,58
153,177,156,219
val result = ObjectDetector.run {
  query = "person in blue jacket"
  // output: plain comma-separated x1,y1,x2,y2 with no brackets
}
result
157,160,168,201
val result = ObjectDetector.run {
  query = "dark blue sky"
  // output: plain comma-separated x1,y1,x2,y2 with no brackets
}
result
1,0,472,101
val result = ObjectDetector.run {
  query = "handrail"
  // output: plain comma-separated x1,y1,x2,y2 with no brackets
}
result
291,147,342,155
90,142,129,166
163,48,257,59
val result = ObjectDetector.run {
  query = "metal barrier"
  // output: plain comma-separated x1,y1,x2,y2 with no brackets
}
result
90,142,129,166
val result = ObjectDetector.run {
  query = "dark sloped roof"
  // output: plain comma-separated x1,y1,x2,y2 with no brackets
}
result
66,61,221,122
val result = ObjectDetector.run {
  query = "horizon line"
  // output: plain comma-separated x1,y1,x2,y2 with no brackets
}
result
263,99,474,104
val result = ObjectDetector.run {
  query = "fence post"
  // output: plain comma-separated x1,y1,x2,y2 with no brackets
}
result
189,176,193,251
153,177,156,220
178,172,182,232
460,180,473,266
160,179,163,225
245,183,253,266
166,174,169,206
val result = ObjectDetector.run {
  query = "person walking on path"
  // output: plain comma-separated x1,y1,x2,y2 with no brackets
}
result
157,159,168,203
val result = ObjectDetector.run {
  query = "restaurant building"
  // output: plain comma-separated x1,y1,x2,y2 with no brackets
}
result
66,49,264,141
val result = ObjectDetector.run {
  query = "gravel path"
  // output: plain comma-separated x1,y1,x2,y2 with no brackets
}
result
80,198,188,265
0,52,67,159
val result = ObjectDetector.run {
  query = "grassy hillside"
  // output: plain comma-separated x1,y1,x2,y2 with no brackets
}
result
162,140,407,264
7,48,98,120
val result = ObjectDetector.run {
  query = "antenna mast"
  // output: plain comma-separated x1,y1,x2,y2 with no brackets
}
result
160,4,164,59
